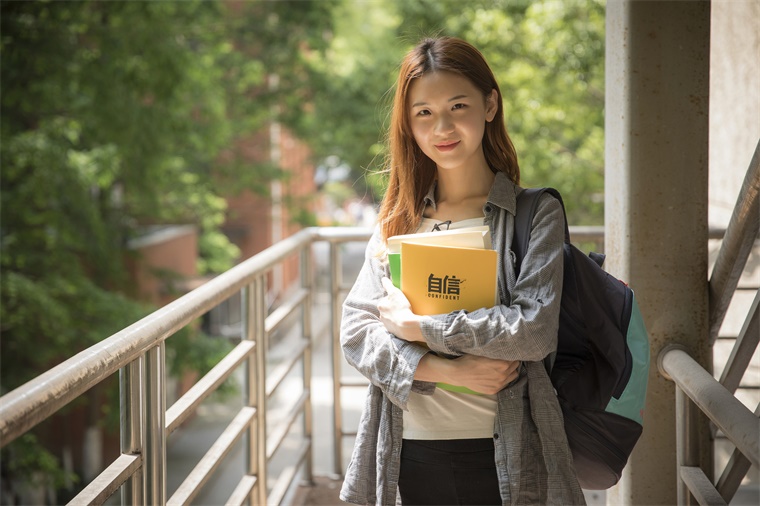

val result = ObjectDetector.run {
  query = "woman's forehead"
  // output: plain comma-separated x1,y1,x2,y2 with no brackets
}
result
407,71,479,103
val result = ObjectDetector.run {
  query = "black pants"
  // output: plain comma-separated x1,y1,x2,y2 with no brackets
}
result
398,438,502,506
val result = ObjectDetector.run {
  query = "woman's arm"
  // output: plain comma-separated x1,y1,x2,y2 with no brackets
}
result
415,353,520,395
381,194,565,363
340,228,431,410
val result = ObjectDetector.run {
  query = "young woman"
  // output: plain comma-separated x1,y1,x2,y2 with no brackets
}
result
339,37,585,505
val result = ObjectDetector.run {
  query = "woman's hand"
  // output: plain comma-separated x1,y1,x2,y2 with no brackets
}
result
416,354,521,395
378,277,425,343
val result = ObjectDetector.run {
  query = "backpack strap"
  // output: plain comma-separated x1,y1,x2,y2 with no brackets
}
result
513,187,571,375
513,188,547,271
513,187,571,269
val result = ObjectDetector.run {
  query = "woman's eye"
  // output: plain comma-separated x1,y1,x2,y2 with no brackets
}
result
416,109,431,117
452,103,466,110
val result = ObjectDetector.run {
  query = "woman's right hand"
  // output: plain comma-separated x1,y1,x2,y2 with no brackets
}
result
416,354,521,395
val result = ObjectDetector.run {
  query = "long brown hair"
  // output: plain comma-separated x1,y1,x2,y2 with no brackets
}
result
377,37,520,242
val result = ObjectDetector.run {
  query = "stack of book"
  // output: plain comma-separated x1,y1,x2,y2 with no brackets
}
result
387,226,499,394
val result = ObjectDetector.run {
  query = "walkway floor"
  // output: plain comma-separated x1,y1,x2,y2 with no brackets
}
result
294,477,343,505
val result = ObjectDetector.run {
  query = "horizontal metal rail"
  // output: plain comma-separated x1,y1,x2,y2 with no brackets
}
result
679,467,728,506
716,403,760,502
265,288,309,335
69,454,142,506
225,475,258,506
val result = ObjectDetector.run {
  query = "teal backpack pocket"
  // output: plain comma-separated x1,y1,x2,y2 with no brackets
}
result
605,294,650,425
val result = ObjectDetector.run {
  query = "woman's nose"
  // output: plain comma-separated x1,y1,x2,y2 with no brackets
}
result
434,114,454,134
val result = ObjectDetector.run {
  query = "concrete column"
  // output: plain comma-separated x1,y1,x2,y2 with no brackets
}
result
604,1,711,504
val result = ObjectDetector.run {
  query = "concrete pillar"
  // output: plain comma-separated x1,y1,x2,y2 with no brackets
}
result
604,1,711,504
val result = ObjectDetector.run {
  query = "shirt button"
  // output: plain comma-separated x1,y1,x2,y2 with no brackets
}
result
484,205,493,213
493,433,499,440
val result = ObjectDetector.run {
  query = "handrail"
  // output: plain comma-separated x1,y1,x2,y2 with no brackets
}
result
0,228,318,446
659,348,759,469
709,139,760,343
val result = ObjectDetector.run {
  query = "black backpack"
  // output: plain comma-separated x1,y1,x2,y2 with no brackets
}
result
513,187,650,490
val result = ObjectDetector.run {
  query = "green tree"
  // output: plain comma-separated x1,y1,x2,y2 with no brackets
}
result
0,0,334,499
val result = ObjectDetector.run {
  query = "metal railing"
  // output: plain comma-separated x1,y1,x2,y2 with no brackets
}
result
0,228,339,505
659,139,760,505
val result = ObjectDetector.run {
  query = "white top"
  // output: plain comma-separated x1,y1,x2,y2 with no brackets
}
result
402,217,497,440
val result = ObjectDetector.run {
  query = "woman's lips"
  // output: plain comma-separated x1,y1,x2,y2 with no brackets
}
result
435,141,460,152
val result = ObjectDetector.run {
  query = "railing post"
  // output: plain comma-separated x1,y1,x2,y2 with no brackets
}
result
255,276,268,506
242,284,255,505
301,245,315,485
244,274,267,506
143,343,166,505
119,358,143,506
329,241,344,478
676,386,700,505
244,277,268,506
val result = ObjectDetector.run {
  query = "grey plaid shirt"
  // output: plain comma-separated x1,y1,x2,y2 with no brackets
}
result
339,172,586,505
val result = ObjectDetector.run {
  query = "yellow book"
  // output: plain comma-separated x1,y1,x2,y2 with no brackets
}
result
400,242,499,396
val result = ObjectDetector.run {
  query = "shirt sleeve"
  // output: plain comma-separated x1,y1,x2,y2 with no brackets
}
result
419,194,565,362
340,227,433,410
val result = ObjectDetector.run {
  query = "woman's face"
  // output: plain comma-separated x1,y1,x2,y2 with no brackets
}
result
407,71,497,174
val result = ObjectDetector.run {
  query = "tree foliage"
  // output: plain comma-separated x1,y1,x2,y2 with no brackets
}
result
0,0,332,496
4,0,207,390
298,0,605,224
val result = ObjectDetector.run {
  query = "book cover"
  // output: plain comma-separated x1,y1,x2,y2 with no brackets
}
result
387,226,491,288
400,242,498,315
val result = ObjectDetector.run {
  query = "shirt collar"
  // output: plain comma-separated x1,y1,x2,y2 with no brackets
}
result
422,171,518,215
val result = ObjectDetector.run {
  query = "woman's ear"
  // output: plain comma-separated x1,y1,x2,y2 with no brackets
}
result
485,89,498,122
